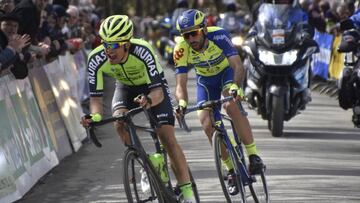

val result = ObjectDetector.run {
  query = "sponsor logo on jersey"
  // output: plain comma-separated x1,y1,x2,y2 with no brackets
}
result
88,51,107,84
174,47,184,61
133,46,158,76
213,34,232,46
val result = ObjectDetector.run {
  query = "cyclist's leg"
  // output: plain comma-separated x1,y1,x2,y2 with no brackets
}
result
221,67,256,147
221,68,264,173
111,82,137,145
196,74,222,142
151,85,195,201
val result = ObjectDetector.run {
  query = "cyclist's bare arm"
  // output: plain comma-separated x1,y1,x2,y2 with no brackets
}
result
175,73,189,102
80,97,103,127
90,97,104,115
227,55,245,86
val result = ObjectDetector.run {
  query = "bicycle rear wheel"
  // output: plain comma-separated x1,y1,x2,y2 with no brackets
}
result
212,132,246,203
123,149,165,203
249,168,269,203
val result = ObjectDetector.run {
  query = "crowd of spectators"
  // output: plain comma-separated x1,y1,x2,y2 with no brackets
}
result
300,0,357,35
0,0,103,79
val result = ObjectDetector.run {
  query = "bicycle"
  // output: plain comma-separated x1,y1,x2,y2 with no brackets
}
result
86,106,200,203
178,95,269,203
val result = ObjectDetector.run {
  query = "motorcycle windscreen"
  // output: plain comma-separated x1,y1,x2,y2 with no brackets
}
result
256,4,297,47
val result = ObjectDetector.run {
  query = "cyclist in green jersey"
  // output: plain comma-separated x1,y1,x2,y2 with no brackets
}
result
174,9,264,196
80,15,195,203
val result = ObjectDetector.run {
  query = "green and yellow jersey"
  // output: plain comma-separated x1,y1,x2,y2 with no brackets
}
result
87,38,164,97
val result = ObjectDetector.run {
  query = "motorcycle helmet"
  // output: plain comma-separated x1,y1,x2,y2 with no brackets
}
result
160,17,172,30
176,9,206,34
338,29,360,53
99,15,133,42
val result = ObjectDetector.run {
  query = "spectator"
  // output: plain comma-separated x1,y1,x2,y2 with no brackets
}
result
0,12,31,79
13,0,48,43
308,0,327,32
63,5,83,53
0,0,15,14
13,0,50,57
64,5,80,38
38,4,68,60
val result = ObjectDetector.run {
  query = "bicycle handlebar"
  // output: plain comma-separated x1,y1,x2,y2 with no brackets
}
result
177,96,248,132
86,106,156,148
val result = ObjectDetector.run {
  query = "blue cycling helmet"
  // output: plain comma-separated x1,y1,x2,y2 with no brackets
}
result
176,9,206,34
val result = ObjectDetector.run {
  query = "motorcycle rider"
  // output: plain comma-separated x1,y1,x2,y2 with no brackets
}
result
248,0,314,40
173,9,264,196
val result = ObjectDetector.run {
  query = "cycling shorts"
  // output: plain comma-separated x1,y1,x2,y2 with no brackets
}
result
111,82,175,126
196,66,234,105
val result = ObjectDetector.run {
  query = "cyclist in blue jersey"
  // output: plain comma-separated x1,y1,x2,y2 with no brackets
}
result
173,9,265,196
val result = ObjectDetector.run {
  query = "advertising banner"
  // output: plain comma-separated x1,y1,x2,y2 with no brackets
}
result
43,59,86,152
0,75,58,203
29,68,73,160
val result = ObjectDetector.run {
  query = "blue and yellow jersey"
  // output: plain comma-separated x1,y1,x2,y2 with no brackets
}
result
173,26,238,76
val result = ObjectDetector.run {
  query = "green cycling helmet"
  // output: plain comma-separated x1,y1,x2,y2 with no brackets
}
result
99,15,133,42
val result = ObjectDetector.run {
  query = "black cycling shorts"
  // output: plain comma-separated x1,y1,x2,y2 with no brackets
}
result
111,81,175,126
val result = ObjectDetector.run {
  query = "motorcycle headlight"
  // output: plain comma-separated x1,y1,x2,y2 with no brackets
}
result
231,36,243,47
258,49,298,66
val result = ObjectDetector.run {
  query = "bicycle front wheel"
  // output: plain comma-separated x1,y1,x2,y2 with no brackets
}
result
249,168,269,203
123,149,165,203
213,132,246,203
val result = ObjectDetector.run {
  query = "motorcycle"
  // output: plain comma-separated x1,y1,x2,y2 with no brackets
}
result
242,3,318,137
337,28,360,128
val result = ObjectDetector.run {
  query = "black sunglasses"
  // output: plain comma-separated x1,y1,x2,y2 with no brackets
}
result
182,29,203,39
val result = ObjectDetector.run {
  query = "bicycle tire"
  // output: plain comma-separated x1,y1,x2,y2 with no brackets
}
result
249,168,270,203
163,149,200,203
123,149,165,203
188,168,201,203
212,132,246,203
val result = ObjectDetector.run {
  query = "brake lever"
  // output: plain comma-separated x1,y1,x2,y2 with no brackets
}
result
231,90,248,117
87,125,102,148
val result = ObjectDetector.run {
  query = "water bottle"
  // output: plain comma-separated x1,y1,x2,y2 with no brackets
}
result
227,130,243,160
227,129,238,148
149,153,169,183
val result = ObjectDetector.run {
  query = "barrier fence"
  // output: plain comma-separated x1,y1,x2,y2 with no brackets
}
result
0,50,88,203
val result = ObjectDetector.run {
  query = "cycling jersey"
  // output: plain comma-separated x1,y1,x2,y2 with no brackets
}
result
87,38,164,97
173,26,238,77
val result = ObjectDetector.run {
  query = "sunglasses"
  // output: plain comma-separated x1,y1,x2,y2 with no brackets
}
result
182,29,203,39
103,41,128,49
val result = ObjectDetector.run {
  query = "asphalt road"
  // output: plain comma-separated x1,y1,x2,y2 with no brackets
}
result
16,67,360,203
